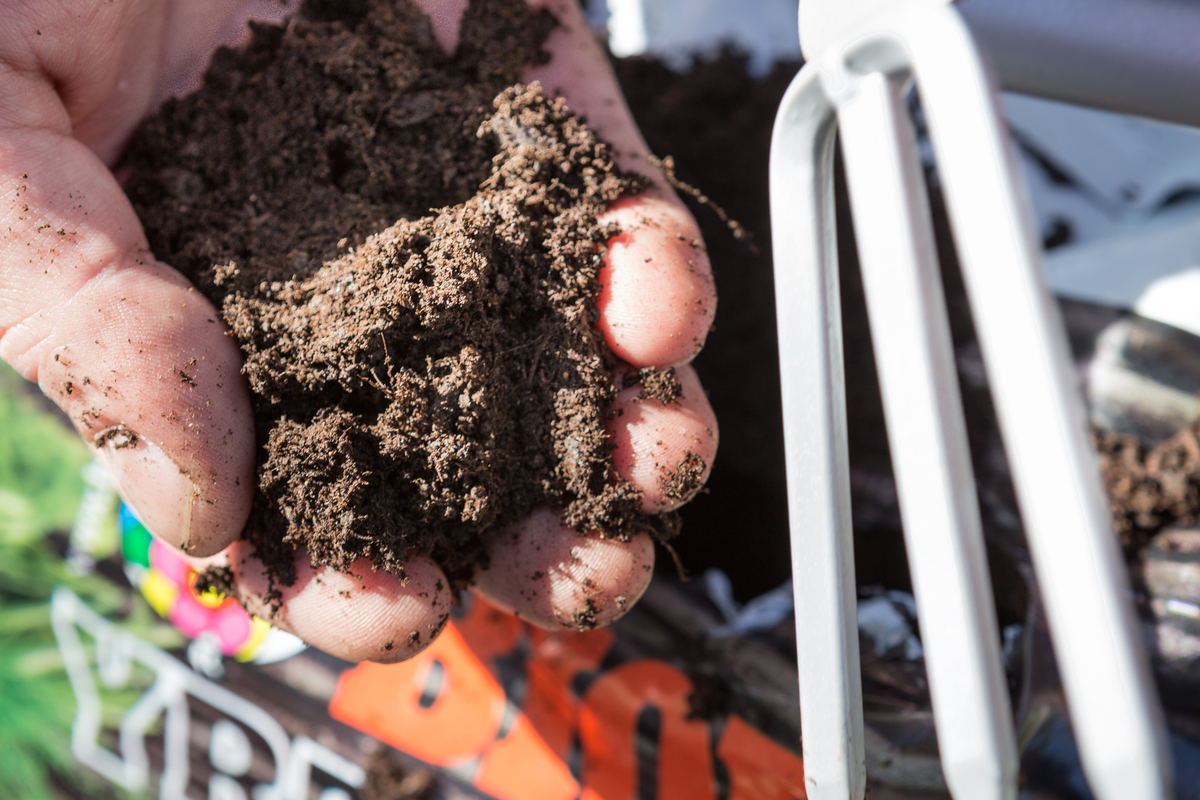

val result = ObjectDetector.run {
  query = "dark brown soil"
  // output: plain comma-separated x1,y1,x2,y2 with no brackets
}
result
629,366,682,405
1097,424,1200,556
123,0,677,594
659,450,706,504
614,52,797,599
93,424,139,451
193,564,237,598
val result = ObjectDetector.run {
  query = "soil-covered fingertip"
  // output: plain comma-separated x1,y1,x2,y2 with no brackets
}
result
474,508,656,630
230,541,451,663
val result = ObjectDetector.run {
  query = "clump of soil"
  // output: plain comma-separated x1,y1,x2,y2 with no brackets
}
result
1096,424,1200,555
660,451,706,504
193,564,237,598
628,366,682,405
123,0,677,593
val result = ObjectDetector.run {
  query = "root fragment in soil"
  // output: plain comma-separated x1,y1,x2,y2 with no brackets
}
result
649,154,755,252
123,0,684,598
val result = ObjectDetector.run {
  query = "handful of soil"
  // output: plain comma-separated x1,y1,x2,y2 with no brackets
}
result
123,0,677,593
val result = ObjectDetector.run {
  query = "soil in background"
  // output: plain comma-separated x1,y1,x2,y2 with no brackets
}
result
124,0,677,594
1098,424,1200,557
615,53,925,600
614,53,1029,619
618,48,1200,610
614,53,798,599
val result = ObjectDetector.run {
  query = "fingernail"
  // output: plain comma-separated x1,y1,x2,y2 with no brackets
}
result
93,425,195,551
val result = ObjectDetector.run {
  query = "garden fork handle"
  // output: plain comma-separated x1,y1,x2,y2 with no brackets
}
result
777,1,1179,797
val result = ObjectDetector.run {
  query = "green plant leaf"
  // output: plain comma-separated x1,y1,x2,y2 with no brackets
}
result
0,361,90,544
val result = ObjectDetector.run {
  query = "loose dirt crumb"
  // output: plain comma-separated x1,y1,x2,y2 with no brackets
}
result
361,750,434,800
659,450,706,504
93,424,139,450
628,366,683,405
570,597,600,630
123,0,679,598
193,565,237,598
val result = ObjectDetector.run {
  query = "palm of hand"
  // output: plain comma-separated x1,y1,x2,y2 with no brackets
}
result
0,0,716,662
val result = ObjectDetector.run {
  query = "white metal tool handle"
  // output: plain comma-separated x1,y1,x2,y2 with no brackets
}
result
838,64,1018,800
901,6,1171,798
772,1,1174,798
769,67,866,800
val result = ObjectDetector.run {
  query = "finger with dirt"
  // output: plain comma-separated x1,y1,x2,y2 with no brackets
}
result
474,508,657,630
473,363,716,628
608,363,718,513
228,541,453,663
415,0,718,368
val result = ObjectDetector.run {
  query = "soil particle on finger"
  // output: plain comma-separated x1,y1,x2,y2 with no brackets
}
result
659,450,706,504
192,564,237,598
124,0,679,598
627,366,682,405
93,424,139,450
570,597,600,630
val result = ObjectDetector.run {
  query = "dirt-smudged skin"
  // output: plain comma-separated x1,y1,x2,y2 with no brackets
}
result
123,0,685,597
659,450,707,505
627,366,683,405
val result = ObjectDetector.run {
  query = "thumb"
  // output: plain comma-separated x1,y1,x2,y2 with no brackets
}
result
0,124,254,556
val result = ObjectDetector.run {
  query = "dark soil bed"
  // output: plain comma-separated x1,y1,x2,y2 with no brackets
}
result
614,53,798,598
614,50,1198,609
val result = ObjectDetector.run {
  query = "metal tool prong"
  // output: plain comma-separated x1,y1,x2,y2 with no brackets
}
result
772,1,1174,798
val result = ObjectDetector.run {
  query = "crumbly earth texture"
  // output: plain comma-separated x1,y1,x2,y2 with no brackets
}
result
123,0,679,594
627,366,682,405
1096,423,1200,556
193,564,238,599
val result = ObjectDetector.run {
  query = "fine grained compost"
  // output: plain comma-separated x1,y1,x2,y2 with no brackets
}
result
123,0,681,593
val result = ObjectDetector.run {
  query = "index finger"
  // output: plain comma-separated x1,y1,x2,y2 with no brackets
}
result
520,1,716,367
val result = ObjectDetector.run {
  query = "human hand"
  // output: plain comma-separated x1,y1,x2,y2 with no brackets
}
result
0,0,717,662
